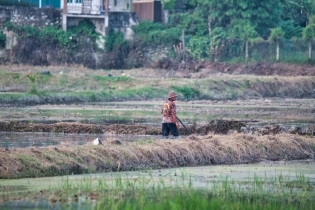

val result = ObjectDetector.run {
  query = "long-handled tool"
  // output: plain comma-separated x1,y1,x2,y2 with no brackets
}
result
176,116,191,135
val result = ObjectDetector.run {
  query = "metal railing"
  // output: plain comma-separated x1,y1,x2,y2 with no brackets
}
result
67,4,105,15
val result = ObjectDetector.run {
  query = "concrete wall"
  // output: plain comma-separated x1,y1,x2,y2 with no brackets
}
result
0,6,62,30
67,12,138,39
0,6,137,33
109,0,131,12
0,6,138,50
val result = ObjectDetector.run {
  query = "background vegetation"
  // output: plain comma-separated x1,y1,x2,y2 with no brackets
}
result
129,0,315,63
2,0,315,68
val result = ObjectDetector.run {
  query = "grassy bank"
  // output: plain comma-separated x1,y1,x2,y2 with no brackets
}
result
0,134,314,179
0,67,315,105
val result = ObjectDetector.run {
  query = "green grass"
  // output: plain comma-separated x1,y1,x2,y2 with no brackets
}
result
93,75,132,82
0,69,315,105
1,172,314,209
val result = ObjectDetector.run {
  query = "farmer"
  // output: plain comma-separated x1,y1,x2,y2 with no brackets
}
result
161,91,180,138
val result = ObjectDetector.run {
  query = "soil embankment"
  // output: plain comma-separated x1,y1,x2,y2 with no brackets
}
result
0,120,314,136
0,134,314,179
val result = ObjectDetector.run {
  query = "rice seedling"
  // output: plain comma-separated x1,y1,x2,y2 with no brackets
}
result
1,170,314,210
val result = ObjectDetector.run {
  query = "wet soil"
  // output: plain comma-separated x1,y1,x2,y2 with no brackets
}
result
1,120,314,136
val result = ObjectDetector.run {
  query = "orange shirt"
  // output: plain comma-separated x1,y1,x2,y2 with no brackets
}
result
161,100,176,123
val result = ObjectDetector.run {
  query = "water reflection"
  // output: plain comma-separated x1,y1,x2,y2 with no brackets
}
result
0,132,162,149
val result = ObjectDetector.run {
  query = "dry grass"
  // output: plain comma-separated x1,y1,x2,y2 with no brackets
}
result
0,134,314,179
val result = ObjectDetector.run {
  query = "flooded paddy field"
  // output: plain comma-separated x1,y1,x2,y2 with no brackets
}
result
1,97,315,126
0,98,314,149
0,132,161,149
0,97,314,209
0,160,314,209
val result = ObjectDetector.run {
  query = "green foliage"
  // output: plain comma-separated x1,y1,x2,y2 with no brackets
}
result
68,19,97,39
15,25,40,39
302,23,315,40
132,20,181,45
229,19,258,41
41,20,98,50
93,75,131,82
187,36,210,60
268,27,285,43
173,85,199,100
4,21,14,31
26,71,39,94
190,0,282,38
169,13,208,36
132,20,165,34
105,29,129,52
0,31,5,48
279,20,303,39
162,0,175,10
41,26,75,48
147,27,181,45
210,27,227,46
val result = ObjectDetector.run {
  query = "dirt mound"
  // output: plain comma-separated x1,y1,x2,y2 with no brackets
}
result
1,120,314,136
104,124,160,135
0,120,249,135
155,59,315,76
1,134,314,179
190,120,246,135
0,121,103,133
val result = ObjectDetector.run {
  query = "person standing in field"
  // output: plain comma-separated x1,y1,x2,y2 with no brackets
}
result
161,91,180,138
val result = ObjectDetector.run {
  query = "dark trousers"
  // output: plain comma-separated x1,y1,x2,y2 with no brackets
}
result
162,123,179,137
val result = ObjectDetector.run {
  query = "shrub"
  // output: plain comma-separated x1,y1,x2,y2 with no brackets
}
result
0,31,5,48
105,29,129,52
173,85,200,100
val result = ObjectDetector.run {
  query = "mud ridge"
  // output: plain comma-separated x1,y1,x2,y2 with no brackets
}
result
0,120,314,136
0,134,314,179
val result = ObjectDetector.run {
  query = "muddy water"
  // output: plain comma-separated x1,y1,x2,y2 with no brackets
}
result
1,98,314,127
0,132,164,149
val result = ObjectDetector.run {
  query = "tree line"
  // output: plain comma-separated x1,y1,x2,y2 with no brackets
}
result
131,0,315,63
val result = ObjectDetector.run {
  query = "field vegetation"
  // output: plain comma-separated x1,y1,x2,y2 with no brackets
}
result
0,163,315,209
0,66,314,105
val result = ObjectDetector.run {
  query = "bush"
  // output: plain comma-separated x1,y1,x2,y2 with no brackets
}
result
187,36,210,60
0,31,5,48
132,20,181,46
105,29,129,52
173,85,200,100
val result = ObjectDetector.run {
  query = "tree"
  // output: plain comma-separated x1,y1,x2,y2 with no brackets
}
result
230,19,259,62
190,0,282,38
26,71,39,94
283,0,315,24
210,27,226,62
268,27,285,61
302,19,315,59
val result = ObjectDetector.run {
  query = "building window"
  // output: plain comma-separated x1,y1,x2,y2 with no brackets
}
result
76,0,82,3
67,0,72,3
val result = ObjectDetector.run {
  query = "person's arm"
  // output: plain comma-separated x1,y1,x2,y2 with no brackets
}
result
173,112,180,128
172,104,180,128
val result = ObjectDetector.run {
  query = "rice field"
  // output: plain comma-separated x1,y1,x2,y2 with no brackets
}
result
0,161,314,209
